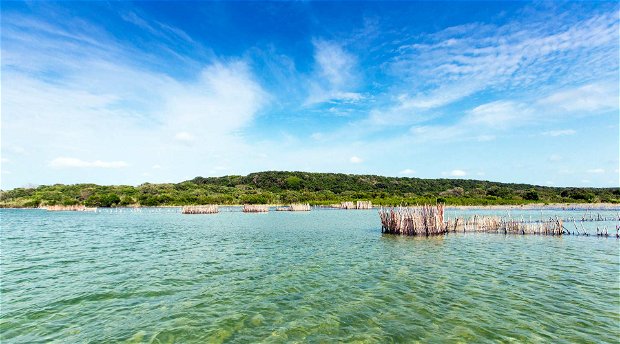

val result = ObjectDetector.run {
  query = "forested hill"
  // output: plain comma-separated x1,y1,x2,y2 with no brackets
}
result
1,171,619,208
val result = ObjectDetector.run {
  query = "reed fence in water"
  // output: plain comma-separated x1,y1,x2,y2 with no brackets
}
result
444,215,564,235
340,201,355,209
356,201,373,209
181,205,219,214
42,205,97,212
243,204,270,213
339,201,373,209
379,205,446,235
275,203,311,211
379,205,567,236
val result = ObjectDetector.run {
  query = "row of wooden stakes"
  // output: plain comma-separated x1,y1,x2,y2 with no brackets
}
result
41,205,97,212
181,204,312,214
339,201,373,209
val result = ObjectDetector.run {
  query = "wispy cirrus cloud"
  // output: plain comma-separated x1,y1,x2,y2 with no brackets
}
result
349,156,363,164
333,5,619,152
405,100,530,143
120,11,195,44
444,169,467,177
462,101,531,129
542,129,576,137
538,82,618,112
165,61,268,136
406,79,617,144
1,2,617,189
174,132,195,143
1,9,269,187
389,10,619,112
306,40,363,105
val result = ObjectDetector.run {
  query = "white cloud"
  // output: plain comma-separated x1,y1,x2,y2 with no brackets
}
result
1,6,618,189
408,124,465,143
394,100,527,144
353,8,619,141
464,101,529,129
364,102,440,128
1,12,269,188
332,92,363,102
399,169,416,175
350,156,363,163
49,157,128,169
397,84,481,111
542,129,576,137
390,11,619,111
386,80,610,143
538,83,619,112
314,40,356,88
120,11,194,44
445,169,467,177
586,168,605,174
166,61,268,136
306,40,361,105
152,164,162,169
1,158,9,163
174,132,195,142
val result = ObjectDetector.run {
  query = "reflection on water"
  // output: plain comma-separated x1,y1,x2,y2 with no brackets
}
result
1,208,619,343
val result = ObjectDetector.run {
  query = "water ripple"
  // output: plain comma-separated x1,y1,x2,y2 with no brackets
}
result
1,209,619,343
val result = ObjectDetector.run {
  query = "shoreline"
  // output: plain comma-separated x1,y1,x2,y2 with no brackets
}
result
444,203,620,210
1,203,619,211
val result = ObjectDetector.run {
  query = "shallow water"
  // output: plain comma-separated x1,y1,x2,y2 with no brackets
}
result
1,208,619,343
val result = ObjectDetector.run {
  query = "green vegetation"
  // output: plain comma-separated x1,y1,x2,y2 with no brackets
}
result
1,171,619,207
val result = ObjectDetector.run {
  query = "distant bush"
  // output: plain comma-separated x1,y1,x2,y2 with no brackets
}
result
523,190,539,201
440,187,464,197
565,189,595,201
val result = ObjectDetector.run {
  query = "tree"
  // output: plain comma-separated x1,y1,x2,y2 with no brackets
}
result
523,190,539,201
285,176,302,190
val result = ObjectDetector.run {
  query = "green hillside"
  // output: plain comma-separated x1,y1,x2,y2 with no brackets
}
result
1,171,619,207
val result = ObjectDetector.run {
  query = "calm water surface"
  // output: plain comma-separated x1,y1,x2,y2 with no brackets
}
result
1,208,619,343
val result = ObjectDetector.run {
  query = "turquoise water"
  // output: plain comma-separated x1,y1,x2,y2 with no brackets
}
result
1,208,619,343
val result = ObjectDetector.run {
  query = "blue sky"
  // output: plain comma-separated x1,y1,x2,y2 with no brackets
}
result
1,1,618,189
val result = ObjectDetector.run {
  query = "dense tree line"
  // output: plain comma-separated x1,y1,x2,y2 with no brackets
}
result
1,171,619,207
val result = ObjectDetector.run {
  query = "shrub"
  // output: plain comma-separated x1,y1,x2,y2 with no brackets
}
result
523,190,539,201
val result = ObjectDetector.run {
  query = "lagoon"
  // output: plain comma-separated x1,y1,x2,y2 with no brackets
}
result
1,208,619,343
